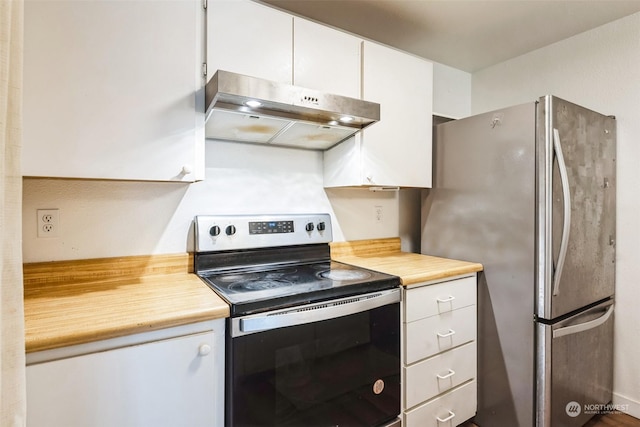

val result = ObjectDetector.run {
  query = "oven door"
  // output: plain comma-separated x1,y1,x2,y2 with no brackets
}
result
227,289,401,427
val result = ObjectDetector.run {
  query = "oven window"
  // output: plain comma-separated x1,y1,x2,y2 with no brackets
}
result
227,303,400,426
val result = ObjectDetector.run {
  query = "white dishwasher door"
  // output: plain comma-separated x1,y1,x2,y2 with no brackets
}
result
27,330,217,427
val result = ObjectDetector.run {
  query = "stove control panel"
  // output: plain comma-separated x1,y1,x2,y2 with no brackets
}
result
249,220,294,235
194,214,332,252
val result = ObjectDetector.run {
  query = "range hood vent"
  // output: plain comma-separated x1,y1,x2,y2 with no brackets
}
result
204,70,380,150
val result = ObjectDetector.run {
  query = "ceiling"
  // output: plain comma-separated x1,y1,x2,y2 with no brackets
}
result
259,0,640,72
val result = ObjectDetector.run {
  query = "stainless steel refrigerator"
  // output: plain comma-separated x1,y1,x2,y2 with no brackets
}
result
421,96,616,427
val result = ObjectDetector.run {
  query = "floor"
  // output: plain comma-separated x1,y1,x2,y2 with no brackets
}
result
461,412,640,427
584,413,640,427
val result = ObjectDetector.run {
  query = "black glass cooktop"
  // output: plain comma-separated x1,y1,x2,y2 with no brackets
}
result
198,260,400,317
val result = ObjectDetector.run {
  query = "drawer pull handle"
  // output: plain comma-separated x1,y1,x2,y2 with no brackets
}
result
436,295,456,303
436,369,456,380
437,329,456,338
436,411,456,423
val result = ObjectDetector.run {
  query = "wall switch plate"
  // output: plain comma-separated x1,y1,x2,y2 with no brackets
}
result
37,209,59,238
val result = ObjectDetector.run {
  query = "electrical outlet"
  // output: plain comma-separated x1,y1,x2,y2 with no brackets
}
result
37,209,59,238
374,205,384,224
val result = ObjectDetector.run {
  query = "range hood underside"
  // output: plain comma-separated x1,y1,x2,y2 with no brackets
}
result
206,108,357,150
204,70,380,150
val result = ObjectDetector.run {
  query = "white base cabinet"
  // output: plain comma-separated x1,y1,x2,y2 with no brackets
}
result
405,380,477,427
404,341,476,409
26,320,224,427
402,274,478,427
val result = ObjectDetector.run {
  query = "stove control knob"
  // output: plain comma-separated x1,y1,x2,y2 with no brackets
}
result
209,225,221,237
317,222,326,232
226,225,236,236
305,222,315,232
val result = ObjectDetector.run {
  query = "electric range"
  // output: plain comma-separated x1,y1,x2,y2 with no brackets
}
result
193,213,402,427
193,213,400,317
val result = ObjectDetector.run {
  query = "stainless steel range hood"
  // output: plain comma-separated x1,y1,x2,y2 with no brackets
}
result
204,70,380,150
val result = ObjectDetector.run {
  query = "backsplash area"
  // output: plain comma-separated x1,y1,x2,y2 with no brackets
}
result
22,140,406,263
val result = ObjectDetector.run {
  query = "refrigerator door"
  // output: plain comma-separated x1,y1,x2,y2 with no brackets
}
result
536,299,614,427
536,96,616,320
422,102,536,427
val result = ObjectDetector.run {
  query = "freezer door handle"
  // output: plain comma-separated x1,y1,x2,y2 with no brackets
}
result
552,128,572,296
553,305,614,338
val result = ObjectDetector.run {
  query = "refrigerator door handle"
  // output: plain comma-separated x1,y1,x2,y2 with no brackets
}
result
552,128,572,296
552,305,614,338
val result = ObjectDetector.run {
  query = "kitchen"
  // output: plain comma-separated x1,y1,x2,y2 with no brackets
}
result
2,0,640,426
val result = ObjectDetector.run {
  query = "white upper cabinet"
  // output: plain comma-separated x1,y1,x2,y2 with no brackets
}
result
293,18,361,99
361,42,433,188
23,0,204,182
206,3,360,95
207,0,293,84
324,41,433,188
205,1,433,188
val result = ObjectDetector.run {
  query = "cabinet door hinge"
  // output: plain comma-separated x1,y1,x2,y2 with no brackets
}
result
202,63,207,77
202,0,207,9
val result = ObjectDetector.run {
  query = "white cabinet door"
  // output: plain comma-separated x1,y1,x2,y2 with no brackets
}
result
361,41,433,187
23,0,203,181
402,274,478,423
404,341,476,409
293,18,361,99
404,276,476,323
27,330,218,427
405,304,476,364
207,0,292,84
324,41,433,188
404,380,477,427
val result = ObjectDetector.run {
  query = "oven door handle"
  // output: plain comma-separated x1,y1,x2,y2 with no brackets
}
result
236,289,400,336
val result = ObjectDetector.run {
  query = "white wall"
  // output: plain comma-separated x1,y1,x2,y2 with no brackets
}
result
22,140,403,262
433,61,472,119
472,12,640,417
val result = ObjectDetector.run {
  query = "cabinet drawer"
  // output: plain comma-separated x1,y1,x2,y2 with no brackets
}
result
404,380,476,427
404,341,476,409
405,276,476,323
405,305,476,364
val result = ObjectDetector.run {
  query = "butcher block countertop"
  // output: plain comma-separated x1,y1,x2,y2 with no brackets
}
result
331,238,483,286
23,253,229,353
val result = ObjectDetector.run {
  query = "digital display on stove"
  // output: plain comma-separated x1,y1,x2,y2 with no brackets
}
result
249,220,294,234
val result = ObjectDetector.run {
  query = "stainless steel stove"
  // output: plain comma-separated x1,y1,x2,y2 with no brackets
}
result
193,214,401,427
194,213,400,316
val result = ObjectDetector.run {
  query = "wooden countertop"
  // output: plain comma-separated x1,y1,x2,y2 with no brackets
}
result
24,253,229,353
25,240,481,352
331,238,483,286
